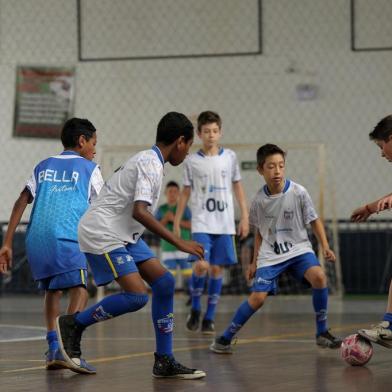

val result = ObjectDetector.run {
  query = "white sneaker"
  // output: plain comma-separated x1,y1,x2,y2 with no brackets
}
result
358,321,392,348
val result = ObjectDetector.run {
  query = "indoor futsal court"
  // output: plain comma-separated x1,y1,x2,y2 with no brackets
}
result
1,0,392,391
0,295,391,391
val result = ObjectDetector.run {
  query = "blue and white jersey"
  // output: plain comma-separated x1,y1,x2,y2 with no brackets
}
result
249,180,318,268
183,148,241,234
78,146,164,254
25,151,103,280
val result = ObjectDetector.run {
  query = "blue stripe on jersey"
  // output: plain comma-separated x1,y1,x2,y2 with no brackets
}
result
196,147,224,157
263,179,291,196
26,151,98,280
152,145,164,165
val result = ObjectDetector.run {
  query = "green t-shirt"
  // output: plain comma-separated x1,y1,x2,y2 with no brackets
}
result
155,203,191,252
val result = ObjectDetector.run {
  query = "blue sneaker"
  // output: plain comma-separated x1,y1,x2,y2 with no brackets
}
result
56,314,96,375
45,349,69,370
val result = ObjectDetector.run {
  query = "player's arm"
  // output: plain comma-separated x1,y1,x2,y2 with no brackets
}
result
351,192,392,222
233,181,249,239
0,188,32,271
133,200,203,258
173,186,191,236
247,228,262,280
310,218,336,262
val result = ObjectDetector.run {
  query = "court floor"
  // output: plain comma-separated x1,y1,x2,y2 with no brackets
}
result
0,294,390,392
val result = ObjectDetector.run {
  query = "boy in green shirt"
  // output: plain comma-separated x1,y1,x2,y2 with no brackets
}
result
156,181,192,300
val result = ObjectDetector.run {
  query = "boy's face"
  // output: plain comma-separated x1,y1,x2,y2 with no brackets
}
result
197,122,222,148
168,136,193,166
79,133,97,161
166,186,179,204
376,137,392,162
258,153,286,187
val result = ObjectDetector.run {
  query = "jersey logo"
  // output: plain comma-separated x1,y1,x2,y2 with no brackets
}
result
272,241,293,255
204,198,228,212
284,210,294,220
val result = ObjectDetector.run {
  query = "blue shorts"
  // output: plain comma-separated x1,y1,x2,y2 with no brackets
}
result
252,252,320,295
188,233,237,266
37,269,87,291
85,238,155,286
163,258,192,273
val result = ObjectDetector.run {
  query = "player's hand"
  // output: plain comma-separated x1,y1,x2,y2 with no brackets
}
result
376,196,392,213
0,255,8,274
323,248,336,263
164,211,175,223
178,239,204,259
0,245,12,269
237,217,250,240
351,206,371,222
247,262,257,281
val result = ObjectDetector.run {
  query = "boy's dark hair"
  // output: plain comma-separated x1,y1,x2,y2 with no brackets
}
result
197,111,222,131
369,115,392,141
256,144,286,167
61,118,96,148
156,112,194,145
166,181,179,189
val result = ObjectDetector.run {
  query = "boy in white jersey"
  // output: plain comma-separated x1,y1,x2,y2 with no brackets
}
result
351,115,392,348
55,112,206,379
210,143,342,353
0,118,103,370
174,111,249,334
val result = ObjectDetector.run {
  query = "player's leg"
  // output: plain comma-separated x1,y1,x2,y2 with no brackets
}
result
178,258,192,306
358,278,392,348
211,263,280,354
202,235,237,334
43,288,64,369
299,253,341,348
56,249,148,374
211,291,268,354
201,264,223,334
186,258,209,331
137,257,206,379
44,269,90,370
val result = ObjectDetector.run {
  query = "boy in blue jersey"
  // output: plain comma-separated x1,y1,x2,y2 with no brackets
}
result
56,112,206,379
351,115,392,348
0,118,103,370
174,111,249,334
155,181,193,303
210,144,342,353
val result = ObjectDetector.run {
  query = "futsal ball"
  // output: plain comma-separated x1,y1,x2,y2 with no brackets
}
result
340,334,373,366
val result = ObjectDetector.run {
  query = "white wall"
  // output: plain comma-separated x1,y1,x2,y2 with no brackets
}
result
1,0,392,220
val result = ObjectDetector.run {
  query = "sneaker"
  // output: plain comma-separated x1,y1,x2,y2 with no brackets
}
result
186,309,200,332
316,329,342,349
45,349,69,370
358,321,392,348
201,319,215,335
209,336,233,354
56,315,96,374
152,353,206,379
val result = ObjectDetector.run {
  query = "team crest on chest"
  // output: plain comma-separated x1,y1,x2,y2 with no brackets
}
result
284,209,294,220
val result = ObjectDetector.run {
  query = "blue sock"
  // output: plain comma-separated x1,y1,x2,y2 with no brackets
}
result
222,300,256,341
75,292,148,327
204,277,223,321
47,330,59,351
191,273,206,312
382,313,392,330
151,272,175,357
312,288,328,336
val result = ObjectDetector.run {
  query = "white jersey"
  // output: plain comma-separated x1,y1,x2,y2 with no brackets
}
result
183,148,241,234
249,180,318,268
78,146,164,254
